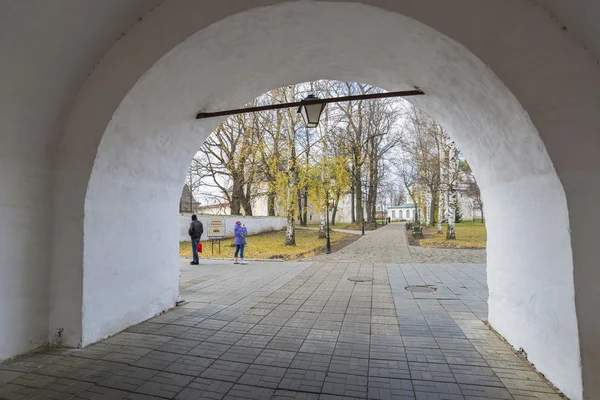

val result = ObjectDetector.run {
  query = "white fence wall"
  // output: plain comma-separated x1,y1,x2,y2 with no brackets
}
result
179,214,286,241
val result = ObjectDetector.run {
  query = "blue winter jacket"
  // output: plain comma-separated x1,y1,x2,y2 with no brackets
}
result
234,224,247,245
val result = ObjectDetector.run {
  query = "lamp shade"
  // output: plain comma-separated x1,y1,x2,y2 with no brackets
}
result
297,94,325,128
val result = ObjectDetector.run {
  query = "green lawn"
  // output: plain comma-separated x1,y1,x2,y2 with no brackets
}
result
180,229,355,260
417,221,487,249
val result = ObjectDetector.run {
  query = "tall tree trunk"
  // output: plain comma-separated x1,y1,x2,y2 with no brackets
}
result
318,205,326,238
284,126,297,246
437,136,447,234
241,198,253,216
429,195,436,227
302,190,308,227
446,187,457,239
414,202,419,223
355,176,364,224
446,143,459,239
267,189,276,216
285,214,296,245
241,184,253,216
350,184,356,223
297,189,303,226
230,178,242,215
331,195,339,226
437,189,444,234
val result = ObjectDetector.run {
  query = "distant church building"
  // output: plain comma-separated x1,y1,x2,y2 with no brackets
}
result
179,184,201,213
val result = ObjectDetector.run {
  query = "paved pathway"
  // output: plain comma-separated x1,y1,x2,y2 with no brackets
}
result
0,244,559,399
296,227,373,235
310,223,486,264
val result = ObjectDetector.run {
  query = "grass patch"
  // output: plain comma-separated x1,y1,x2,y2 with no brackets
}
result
180,229,357,260
413,221,487,249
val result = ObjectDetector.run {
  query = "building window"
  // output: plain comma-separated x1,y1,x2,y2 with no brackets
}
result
399,210,403,218
392,210,396,218
406,210,411,219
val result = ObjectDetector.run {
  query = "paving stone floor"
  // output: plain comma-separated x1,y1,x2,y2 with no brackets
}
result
309,224,486,264
0,260,562,399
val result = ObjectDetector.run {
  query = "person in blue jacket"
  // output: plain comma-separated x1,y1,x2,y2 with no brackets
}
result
234,221,248,265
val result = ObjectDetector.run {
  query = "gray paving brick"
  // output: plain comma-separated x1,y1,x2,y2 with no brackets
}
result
75,385,130,399
322,373,367,398
224,384,275,400
255,349,297,368
235,334,274,349
266,336,305,352
187,343,230,359
413,380,463,396
3,260,558,400
219,345,262,363
300,340,336,356
290,353,332,372
134,372,193,398
279,369,326,393
175,377,233,400
157,338,202,355
99,366,157,391
200,360,250,382
238,365,287,388
368,377,414,399
272,390,320,400
0,370,25,384
132,351,182,372
164,355,214,376
328,356,369,376
409,362,455,383
459,383,513,399
333,342,370,358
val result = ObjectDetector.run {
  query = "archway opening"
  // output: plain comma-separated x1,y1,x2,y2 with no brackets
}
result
50,2,580,398
176,80,486,263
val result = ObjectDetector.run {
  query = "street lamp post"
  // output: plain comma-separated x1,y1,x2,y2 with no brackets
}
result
297,94,331,254
326,196,331,254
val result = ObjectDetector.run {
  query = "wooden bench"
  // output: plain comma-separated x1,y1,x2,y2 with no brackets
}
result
412,226,424,238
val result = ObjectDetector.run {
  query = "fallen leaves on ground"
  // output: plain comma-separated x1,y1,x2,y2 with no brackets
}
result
416,222,487,249
180,229,355,260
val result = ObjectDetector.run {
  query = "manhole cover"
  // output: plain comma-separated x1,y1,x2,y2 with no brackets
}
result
348,276,374,282
405,285,437,293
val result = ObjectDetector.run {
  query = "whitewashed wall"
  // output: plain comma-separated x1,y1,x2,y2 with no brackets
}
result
179,214,286,242
2,1,600,398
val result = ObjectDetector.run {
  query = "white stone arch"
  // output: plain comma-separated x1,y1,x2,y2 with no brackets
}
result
49,2,600,398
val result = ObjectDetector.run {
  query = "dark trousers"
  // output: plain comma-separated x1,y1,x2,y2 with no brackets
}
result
235,244,245,259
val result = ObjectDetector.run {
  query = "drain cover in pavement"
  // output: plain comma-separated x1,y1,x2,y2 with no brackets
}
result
405,285,437,293
348,276,374,282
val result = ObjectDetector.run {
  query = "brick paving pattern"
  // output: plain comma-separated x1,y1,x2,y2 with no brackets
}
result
311,223,486,264
0,226,560,399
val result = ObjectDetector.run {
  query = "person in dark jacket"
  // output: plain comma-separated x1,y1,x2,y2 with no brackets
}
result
188,215,203,265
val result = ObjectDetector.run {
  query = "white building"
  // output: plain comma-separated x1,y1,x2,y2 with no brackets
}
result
251,189,356,224
387,204,416,221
